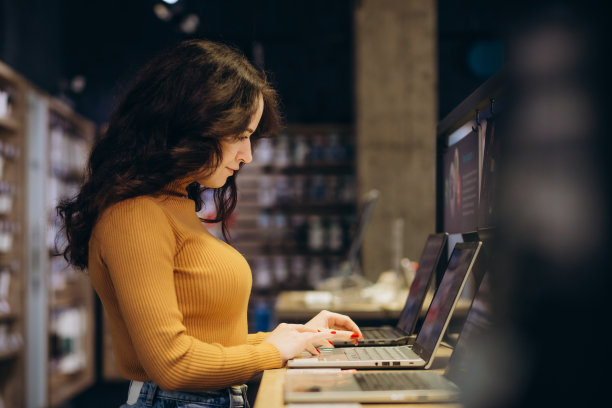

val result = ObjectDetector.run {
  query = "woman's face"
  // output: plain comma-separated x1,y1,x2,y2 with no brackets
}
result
196,94,264,188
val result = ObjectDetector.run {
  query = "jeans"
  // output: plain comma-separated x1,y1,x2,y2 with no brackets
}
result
120,380,250,408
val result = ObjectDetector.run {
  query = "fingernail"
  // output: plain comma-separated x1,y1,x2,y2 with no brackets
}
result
331,331,336,334
317,329,321,332
328,340,334,346
350,333,359,338
316,348,321,354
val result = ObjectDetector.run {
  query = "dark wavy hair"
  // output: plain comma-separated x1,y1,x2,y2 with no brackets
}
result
58,39,281,269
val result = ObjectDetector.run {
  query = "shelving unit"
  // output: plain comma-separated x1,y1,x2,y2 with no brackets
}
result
26,89,96,407
0,60,27,408
232,124,357,331
101,311,124,382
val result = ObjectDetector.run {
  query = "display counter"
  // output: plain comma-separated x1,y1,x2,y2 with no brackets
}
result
254,345,460,408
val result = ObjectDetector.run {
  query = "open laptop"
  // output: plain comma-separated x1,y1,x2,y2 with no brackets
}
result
315,189,380,291
287,241,482,369
283,270,492,404
333,233,448,347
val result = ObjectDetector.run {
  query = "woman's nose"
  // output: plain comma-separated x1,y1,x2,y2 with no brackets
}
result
237,139,253,163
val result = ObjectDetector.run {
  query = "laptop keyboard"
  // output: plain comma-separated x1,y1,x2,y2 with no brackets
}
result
354,372,430,391
344,346,410,361
365,328,401,339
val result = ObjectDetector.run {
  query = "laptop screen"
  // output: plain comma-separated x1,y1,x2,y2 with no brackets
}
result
343,189,379,276
444,271,492,384
411,242,481,363
396,233,448,334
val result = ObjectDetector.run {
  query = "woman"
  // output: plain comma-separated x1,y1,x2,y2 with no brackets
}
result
58,39,362,407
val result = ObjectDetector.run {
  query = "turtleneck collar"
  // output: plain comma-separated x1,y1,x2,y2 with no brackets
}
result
162,178,195,198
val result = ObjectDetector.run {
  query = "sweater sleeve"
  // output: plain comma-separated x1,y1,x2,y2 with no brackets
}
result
247,332,270,345
95,199,282,390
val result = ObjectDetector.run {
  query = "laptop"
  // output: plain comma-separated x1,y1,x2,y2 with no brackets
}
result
287,241,482,369
333,233,448,347
315,189,380,291
283,271,492,404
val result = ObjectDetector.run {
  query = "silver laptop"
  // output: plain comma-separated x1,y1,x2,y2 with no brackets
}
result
333,233,448,347
283,271,492,404
287,241,482,369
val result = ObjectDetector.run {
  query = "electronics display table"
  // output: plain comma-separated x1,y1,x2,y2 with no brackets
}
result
254,345,461,408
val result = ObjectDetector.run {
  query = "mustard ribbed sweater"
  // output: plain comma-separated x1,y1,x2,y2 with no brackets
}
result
88,181,282,391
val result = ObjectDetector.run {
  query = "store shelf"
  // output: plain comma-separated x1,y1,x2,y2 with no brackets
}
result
49,371,94,408
25,85,96,407
0,59,27,408
0,116,19,132
236,242,347,257
0,345,21,362
0,57,99,408
233,124,357,332
238,201,354,213
259,162,354,175
0,312,18,321
46,98,96,407
51,282,92,308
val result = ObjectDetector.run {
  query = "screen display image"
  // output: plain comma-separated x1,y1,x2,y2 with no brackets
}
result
478,118,499,229
396,235,445,333
443,129,479,234
415,245,477,355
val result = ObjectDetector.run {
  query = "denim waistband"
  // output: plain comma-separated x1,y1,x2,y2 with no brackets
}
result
125,380,249,408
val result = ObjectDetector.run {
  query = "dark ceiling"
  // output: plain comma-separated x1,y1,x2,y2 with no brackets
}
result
1,0,510,126
60,0,355,125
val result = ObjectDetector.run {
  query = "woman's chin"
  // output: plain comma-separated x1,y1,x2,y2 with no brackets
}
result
198,178,229,189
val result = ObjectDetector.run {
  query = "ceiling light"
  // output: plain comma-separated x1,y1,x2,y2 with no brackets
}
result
180,14,200,34
153,3,172,21
70,76,87,94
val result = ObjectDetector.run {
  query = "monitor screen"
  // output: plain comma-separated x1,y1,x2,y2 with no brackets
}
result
435,69,505,236
478,117,500,229
442,128,480,234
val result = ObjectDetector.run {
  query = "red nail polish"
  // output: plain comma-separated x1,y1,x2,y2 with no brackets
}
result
317,348,321,354
328,340,334,346
331,331,336,334
317,329,321,332
350,333,359,338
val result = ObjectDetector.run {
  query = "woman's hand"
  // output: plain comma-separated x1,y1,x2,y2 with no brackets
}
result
304,310,364,345
262,323,333,363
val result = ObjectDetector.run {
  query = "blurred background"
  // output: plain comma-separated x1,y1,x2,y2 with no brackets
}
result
0,0,610,407
2,0,508,124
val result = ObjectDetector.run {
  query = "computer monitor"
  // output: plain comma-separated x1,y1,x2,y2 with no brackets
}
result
441,127,480,234
436,70,505,237
435,69,505,283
